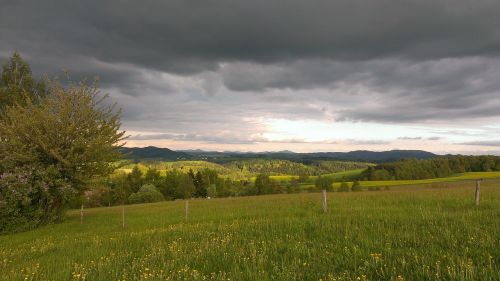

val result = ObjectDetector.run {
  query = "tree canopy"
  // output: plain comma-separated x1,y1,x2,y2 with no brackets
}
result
362,155,500,181
0,52,46,111
0,53,126,233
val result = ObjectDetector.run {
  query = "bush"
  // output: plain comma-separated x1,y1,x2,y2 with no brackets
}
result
84,185,113,208
351,180,362,192
128,184,164,204
338,181,350,192
0,166,74,234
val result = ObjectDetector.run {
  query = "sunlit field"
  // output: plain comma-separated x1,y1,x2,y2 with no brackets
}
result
322,171,500,190
1,180,499,281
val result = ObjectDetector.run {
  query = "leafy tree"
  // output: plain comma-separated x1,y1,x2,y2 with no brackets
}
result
194,171,208,197
83,183,113,208
287,179,301,193
298,174,309,183
144,168,161,187
482,158,495,172
128,184,164,204
109,172,132,205
254,174,275,195
217,178,233,197
369,169,391,181
207,184,217,198
177,173,195,199
127,166,143,193
315,176,333,191
351,180,362,191
0,78,125,233
161,170,182,199
338,181,350,192
0,52,46,111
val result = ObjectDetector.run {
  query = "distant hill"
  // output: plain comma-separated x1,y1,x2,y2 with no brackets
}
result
123,147,437,163
120,146,193,161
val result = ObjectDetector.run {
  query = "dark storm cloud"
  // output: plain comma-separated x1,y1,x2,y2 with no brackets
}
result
220,57,500,122
1,0,499,73
1,0,499,133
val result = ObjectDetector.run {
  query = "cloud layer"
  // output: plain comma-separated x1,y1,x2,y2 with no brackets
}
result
1,0,500,152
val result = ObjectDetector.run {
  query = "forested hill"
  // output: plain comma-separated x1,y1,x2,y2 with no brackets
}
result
120,146,193,160
122,147,436,163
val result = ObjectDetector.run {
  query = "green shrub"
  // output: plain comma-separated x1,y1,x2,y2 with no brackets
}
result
338,181,350,192
0,167,74,234
128,184,164,204
351,180,362,192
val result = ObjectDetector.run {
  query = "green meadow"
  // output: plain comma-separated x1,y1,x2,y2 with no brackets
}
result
269,169,367,182
341,171,500,189
268,171,500,194
1,180,499,280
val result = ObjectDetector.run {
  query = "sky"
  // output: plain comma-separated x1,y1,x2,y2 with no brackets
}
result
1,0,500,154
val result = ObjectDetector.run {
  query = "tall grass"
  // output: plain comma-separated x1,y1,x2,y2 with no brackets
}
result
0,181,499,280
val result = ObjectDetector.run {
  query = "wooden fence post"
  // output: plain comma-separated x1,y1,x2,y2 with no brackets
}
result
80,204,84,224
322,189,328,213
475,179,482,206
185,200,189,222
121,204,125,228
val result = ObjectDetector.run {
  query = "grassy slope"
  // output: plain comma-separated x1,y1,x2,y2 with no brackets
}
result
352,171,500,188
294,171,500,189
269,169,366,182
119,160,500,188
119,161,239,177
1,181,499,280
118,160,372,181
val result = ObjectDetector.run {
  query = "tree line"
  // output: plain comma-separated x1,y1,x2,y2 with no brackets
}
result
81,167,239,207
361,155,500,181
223,159,369,176
80,167,299,207
80,166,380,208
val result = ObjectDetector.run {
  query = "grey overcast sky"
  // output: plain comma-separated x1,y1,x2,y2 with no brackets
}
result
1,0,500,153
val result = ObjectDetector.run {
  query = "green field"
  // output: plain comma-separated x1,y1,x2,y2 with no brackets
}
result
351,171,500,188
285,171,500,191
1,180,499,280
269,169,367,182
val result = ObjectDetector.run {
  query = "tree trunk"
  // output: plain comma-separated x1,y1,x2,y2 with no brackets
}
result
122,204,125,228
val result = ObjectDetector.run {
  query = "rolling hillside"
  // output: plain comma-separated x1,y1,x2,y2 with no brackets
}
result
123,147,437,163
